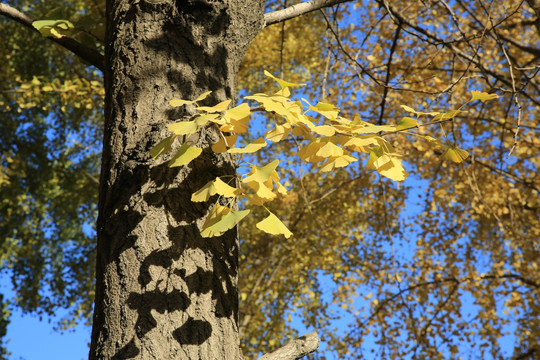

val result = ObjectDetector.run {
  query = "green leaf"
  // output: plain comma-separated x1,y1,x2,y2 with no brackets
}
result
256,212,293,238
168,143,202,167
32,19,74,38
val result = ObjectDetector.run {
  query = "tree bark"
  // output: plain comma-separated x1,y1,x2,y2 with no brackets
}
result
90,0,264,359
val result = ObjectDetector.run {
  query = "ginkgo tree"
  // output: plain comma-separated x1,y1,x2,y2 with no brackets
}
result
0,0,539,359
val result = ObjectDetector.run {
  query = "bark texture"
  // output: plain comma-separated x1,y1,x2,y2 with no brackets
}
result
90,0,264,358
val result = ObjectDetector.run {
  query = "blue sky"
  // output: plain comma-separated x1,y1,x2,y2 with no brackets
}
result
1,276,89,360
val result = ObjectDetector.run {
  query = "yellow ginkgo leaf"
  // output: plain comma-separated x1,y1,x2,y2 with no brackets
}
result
194,91,212,102
470,90,499,102
191,177,242,202
168,143,202,167
227,138,267,154
212,134,239,153
316,142,344,158
242,160,280,183
223,103,251,121
201,205,250,238
256,212,293,238
320,154,357,172
396,117,417,131
169,98,193,107
265,123,291,142
264,70,305,89
168,120,198,135
150,135,176,159
441,146,469,163
197,99,231,113
219,117,250,133
311,125,336,136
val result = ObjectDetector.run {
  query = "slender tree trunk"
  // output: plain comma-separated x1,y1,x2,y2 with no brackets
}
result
90,1,264,358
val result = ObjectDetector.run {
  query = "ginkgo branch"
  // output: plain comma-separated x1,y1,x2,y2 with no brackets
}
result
256,331,319,360
264,0,351,27
0,3,105,71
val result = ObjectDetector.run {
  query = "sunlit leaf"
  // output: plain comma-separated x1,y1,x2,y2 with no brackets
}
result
264,70,305,89
197,99,232,113
212,134,239,153
242,160,280,183
168,120,198,135
168,143,202,167
228,138,267,153
256,212,293,238
150,135,176,159
441,146,469,163
201,205,250,237
470,90,499,102
396,117,417,131
191,177,242,202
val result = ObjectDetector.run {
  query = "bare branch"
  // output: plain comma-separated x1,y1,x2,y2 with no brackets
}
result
264,0,351,27
0,3,105,71
256,331,320,360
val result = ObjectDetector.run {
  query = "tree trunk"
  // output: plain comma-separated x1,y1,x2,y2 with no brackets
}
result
90,1,264,358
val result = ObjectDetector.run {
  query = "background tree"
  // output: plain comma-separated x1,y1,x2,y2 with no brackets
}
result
1,0,539,359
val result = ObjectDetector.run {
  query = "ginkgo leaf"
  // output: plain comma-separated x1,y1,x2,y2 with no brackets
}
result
366,150,408,181
265,123,291,142
197,99,231,113
150,135,176,159
219,117,250,133
223,103,251,121
470,90,499,102
432,110,466,121
396,117,418,131
400,104,439,117
311,125,336,136
320,154,357,172
242,160,280,183
212,134,238,153
194,91,212,102
352,124,396,134
400,104,416,113
309,102,339,120
424,135,443,149
441,146,469,163
195,113,220,126
168,120,198,135
264,70,305,89
200,205,250,238
316,142,344,158
228,138,267,153
191,177,242,202
342,136,378,153
256,212,293,238
297,141,326,163
170,99,193,107
168,142,202,167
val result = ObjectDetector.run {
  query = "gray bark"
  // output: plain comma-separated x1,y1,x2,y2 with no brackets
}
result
90,0,264,358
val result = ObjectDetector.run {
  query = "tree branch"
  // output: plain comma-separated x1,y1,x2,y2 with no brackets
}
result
263,0,351,27
256,331,320,360
0,3,105,71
